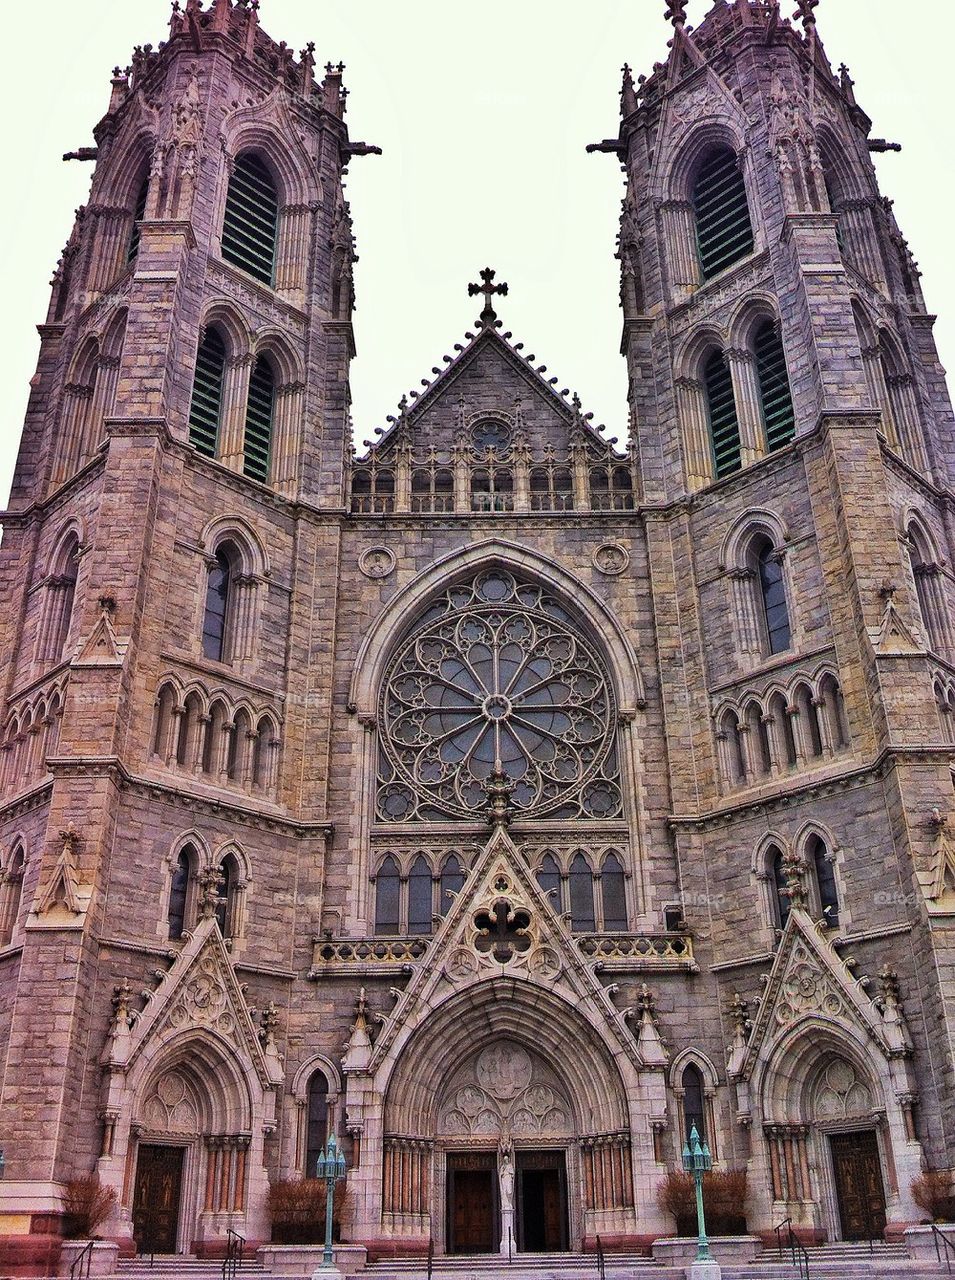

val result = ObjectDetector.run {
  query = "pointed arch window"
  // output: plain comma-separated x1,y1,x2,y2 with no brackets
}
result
244,356,275,484
215,853,240,937
692,147,754,281
569,853,596,932
749,536,791,655
753,321,795,451
305,1070,330,1178
188,328,227,459
771,846,791,931
54,535,80,661
809,835,840,927
0,843,25,947
374,856,401,936
202,543,238,663
704,349,742,479
600,852,628,931
536,854,562,910
407,854,433,936
439,855,465,917
127,174,150,265
167,845,194,940
681,1064,707,1143
222,153,279,286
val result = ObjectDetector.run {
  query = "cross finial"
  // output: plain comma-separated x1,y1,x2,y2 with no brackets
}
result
793,0,819,31
665,0,688,29
468,267,509,325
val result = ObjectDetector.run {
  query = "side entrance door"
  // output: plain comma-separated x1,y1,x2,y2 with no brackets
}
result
829,1131,887,1242
447,1153,497,1254
516,1151,568,1252
132,1145,185,1255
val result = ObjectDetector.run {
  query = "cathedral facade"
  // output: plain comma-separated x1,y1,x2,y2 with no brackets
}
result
1,0,955,1270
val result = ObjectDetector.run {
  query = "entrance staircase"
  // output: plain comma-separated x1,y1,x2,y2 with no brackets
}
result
68,1242,952,1280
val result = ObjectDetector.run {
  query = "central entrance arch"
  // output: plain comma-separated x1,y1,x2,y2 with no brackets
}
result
379,978,635,1253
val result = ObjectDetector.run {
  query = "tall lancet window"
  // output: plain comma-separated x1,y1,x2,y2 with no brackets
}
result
243,356,275,484
704,349,742,479
753,320,795,451
692,147,754,280
222,153,279,286
188,329,226,459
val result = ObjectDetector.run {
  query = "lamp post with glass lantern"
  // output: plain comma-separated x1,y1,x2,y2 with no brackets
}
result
682,1122,721,1279
313,1135,346,1276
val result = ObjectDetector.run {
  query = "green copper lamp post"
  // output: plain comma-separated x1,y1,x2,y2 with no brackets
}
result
682,1122,714,1265
315,1135,347,1269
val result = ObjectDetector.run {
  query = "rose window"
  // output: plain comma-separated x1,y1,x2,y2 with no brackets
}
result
376,570,622,822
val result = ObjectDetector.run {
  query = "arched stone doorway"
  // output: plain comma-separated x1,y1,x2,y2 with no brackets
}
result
129,1039,254,1254
377,979,638,1254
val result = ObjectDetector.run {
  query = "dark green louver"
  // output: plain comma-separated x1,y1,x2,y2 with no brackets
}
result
243,357,274,483
188,330,226,458
221,154,278,285
693,148,754,280
754,321,796,451
704,349,742,479
126,176,149,264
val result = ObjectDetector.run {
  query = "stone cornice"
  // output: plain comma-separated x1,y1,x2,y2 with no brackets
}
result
668,745,955,832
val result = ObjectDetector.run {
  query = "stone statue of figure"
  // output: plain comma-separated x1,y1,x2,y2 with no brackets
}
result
499,1148,515,1214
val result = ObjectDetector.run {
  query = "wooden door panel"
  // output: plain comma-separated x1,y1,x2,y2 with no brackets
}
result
449,1166,494,1254
830,1131,887,1242
133,1145,184,1255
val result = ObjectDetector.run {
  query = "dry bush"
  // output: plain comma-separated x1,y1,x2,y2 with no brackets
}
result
267,1178,351,1245
912,1169,955,1223
656,1168,748,1237
63,1176,117,1240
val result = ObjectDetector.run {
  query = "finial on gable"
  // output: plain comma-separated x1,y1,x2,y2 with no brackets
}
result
793,0,819,32
665,0,689,29
468,267,509,327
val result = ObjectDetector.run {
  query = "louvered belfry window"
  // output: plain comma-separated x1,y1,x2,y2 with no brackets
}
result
243,356,275,483
693,147,754,280
704,349,742,479
188,329,226,458
127,175,149,264
754,320,796,451
221,153,279,285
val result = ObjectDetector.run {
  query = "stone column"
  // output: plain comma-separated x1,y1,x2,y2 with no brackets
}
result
726,349,764,463
675,378,711,491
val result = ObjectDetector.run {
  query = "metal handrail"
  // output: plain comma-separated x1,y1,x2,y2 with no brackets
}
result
427,1234,434,1280
222,1228,245,1280
70,1240,95,1280
773,1217,809,1280
932,1223,955,1274
596,1233,606,1280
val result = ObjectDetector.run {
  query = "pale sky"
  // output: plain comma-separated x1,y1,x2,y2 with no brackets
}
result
2,0,953,500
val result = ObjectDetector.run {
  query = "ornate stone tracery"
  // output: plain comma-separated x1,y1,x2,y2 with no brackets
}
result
437,1043,573,1138
376,569,621,822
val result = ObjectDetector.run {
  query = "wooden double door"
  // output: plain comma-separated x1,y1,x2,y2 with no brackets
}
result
446,1150,568,1255
830,1131,888,1242
132,1145,185,1255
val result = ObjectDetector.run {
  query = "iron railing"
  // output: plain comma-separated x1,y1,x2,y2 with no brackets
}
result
932,1224,955,1274
596,1233,606,1280
427,1235,434,1280
774,1217,809,1280
222,1228,245,1280
70,1240,94,1280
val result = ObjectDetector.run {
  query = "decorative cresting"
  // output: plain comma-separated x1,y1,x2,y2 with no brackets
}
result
437,1043,572,1138
377,569,621,823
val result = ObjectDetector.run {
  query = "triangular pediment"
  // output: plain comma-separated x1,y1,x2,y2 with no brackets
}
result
74,608,125,667
649,65,750,196
362,826,646,1074
735,909,907,1082
868,593,923,655
106,916,281,1089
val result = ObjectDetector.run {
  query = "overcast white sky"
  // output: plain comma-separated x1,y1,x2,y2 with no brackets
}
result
1,0,953,500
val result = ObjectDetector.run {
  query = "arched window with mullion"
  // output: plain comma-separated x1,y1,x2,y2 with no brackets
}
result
243,355,275,484
569,853,596,932
771,846,791,930
704,349,742,479
188,329,227,459
681,1064,707,1143
407,854,433,936
374,856,401,936
809,835,840,928
167,846,193,940
127,173,150,265
305,1070,330,1178
600,852,628,932
749,535,791,655
753,321,795,451
202,543,238,663
439,855,465,917
536,854,562,912
692,147,754,281
221,153,279,286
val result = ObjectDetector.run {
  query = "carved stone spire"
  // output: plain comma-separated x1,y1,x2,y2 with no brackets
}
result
793,0,819,32
781,849,808,913
620,63,638,117
665,0,689,29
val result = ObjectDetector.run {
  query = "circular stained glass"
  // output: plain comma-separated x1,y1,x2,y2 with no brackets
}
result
471,420,511,453
377,570,620,821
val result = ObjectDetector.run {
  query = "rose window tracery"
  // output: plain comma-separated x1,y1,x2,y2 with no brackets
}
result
376,570,621,822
